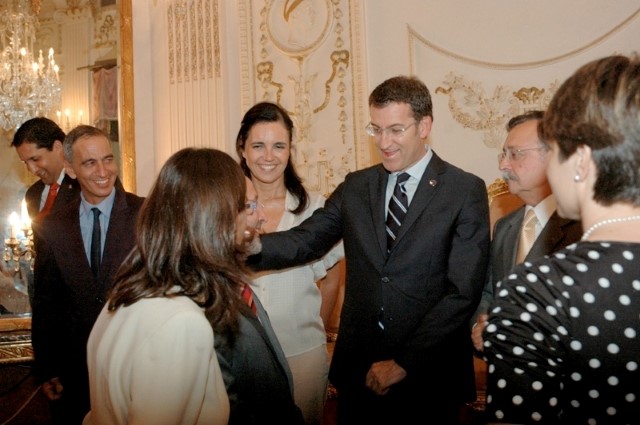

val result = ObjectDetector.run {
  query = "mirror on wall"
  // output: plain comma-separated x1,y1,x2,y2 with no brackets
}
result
0,0,134,363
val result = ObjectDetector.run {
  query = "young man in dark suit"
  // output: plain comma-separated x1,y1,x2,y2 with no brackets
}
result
11,117,80,222
471,111,582,352
249,76,490,424
32,125,144,424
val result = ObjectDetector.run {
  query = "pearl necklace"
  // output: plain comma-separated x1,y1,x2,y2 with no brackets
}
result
581,215,640,241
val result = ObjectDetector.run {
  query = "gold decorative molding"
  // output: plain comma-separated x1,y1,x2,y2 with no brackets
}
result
435,73,558,148
0,341,33,364
0,317,33,364
94,8,117,48
266,0,332,57
251,0,355,195
167,0,219,84
119,0,136,192
487,177,510,204
241,0,368,189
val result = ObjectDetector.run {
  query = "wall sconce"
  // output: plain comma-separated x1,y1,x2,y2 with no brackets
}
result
56,108,85,132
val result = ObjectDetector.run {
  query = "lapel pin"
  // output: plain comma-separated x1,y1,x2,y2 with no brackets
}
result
429,179,437,187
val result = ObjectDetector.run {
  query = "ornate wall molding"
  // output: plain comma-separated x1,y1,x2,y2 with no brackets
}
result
408,7,640,70
435,75,558,148
93,7,117,48
167,0,219,84
241,0,368,196
404,5,640,184
163,0,224,153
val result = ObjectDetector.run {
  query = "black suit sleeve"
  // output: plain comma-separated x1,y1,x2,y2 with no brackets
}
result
247,182,345,270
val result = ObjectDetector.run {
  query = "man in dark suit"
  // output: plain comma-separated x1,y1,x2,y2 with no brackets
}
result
11,118,81,308
471,111,582,351
248,76,490,424
11,117,80,222
32,125,144,424
215,284,304,424
216,177,303,424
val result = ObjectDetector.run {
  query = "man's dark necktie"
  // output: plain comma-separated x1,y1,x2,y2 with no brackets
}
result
385,172,410,251
90,208,101,279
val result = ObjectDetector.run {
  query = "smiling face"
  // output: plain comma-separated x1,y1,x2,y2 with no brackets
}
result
370,102,431,173
65,135,118,205
241,121,290,186
15,140,65,185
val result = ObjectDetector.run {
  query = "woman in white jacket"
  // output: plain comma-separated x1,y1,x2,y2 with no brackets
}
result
236,102,344,425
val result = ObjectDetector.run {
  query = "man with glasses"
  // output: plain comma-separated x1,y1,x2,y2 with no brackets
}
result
471,111,582,352
248,75,490,424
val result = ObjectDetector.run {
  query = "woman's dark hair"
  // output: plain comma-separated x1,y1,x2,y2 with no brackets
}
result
236,101,308,214
540,54,640,206
108,148,248,338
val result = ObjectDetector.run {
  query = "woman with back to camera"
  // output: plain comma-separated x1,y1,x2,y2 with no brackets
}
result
236,101,344,425
484,54,640,424
84,148,277,424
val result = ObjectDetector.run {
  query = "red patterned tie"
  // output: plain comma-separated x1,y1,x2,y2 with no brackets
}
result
38,182,60,219
241,283,256,314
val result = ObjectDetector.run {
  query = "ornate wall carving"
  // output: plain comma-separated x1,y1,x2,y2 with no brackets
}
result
164,0,224,153
240,0,368,196
402,4,640,184
435,75,558,149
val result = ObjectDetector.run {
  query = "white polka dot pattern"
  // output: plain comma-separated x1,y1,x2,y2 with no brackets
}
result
484,241,640,424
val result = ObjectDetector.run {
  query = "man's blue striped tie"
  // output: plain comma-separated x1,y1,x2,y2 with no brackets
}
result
385,172,410,251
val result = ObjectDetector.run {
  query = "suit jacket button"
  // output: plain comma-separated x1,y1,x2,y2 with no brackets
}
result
381,277,390,283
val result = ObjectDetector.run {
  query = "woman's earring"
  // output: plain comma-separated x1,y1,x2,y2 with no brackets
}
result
574,174,581,182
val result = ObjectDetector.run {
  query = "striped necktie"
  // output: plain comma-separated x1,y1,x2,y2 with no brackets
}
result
385,172,410,251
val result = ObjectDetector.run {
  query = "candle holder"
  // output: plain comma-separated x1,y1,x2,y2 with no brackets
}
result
3,227,35,274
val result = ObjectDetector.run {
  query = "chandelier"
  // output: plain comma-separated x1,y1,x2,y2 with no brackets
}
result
0,0,61,132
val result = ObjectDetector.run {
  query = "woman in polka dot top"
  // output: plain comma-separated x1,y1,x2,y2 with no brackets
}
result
483,54,640,424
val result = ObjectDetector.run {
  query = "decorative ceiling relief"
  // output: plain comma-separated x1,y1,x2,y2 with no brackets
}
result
241,0,367,196
435,75,558,148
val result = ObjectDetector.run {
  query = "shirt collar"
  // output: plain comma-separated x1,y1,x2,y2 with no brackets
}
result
80,188,116,219
393,145,432,182
526,194,556,228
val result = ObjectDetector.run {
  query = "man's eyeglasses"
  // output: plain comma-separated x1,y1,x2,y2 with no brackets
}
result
498,146,547,163
365,121,417,138
245,200,258,214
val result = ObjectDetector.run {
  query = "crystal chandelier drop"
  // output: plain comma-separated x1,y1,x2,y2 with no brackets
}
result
0,0,61,132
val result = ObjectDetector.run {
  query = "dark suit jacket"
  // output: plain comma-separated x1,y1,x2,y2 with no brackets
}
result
215,293,303,424
31,186,144,422
476,206,582,316
25,175,81,222
249,152,490,412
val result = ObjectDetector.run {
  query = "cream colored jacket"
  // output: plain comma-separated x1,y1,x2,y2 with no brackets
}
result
84,295,229,425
